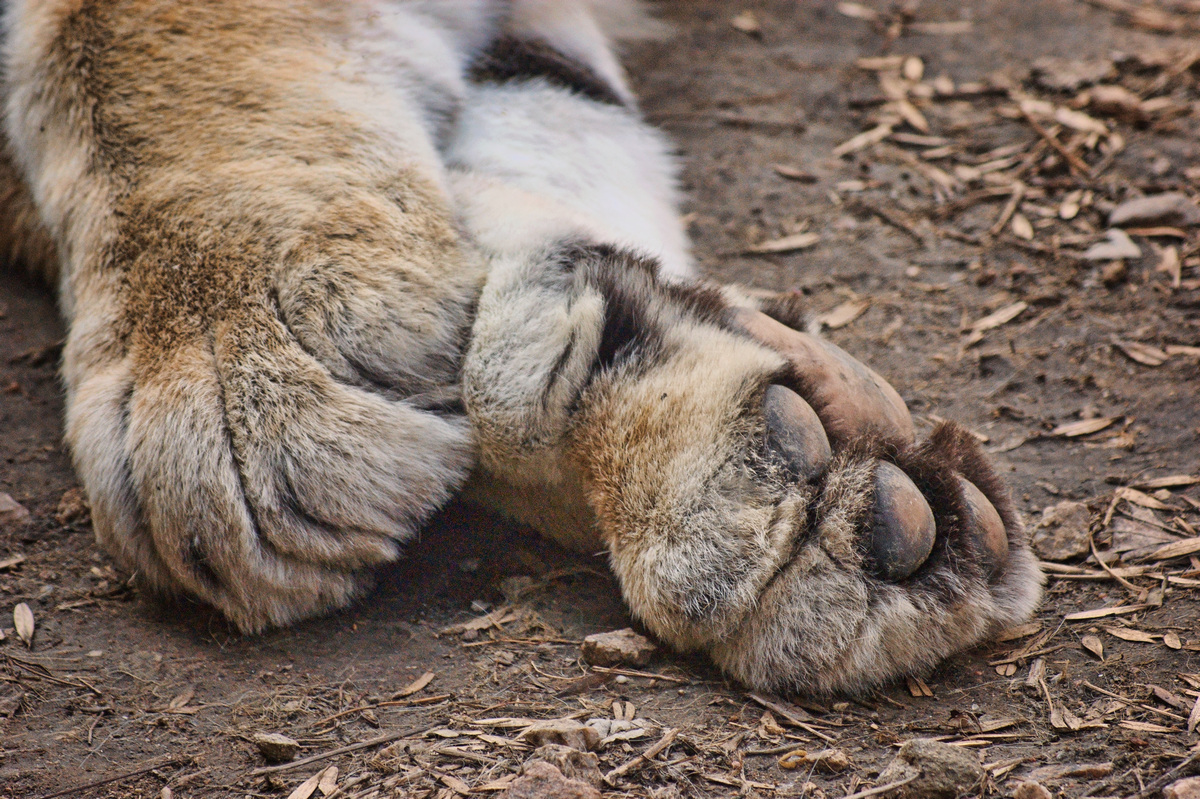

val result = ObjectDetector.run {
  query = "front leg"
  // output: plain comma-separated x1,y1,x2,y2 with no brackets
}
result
464,240,1042,695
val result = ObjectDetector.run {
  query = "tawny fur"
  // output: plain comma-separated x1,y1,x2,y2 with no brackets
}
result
0,0,1042,694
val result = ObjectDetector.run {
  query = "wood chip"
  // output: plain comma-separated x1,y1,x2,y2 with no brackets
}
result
0,554,25,571
1165,633,1183,650
1115,341,1169,367
745,232,821,254
971,301,1027,332
1081,635,1104,659
13,602,34,647
394,671,435,698
817,299,870,329
1051,417,1117,437
1136,475,1200,490
730,11,761,34
1011,213,1035,240
833,122,895,157
286,771,322,799
1188,695,1200,734
906,676,934,697
1147,538,1200,562
1119,720,1174,734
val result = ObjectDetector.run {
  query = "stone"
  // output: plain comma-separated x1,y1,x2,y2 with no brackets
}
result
580,628,657,668
875,738,983,798
251,732,300,763
1110,192,1200,228
519,718,601,752
1013,781,1053,799
529,744,602,786
1032,501,1092,561
501,761,601,799
0,493,31,529
1166,776,1200,799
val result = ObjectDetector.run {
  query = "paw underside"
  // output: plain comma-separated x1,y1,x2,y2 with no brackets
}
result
465,240,1043,695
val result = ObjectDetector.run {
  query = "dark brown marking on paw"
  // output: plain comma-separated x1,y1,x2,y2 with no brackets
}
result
868,462,936,581
958,477,1008,579
471,35,628,107
762,384,831,481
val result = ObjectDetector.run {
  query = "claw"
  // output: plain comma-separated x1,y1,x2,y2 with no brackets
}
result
868,462,936,581
762,384,832,481
958,478,1008,578
734,310,915,446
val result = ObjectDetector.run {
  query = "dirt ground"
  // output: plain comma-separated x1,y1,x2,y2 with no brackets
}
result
3,1,1200,797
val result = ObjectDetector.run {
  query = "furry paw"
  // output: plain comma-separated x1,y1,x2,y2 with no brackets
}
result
470,244,1043,694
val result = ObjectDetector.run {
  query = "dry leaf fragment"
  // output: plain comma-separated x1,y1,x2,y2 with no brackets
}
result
1165,633,1183,650
13,603,34,647
817,299,870,329
1115,341,1169,367
395,671,435,698
836,2,881,21
1053,107,1107,134
745,232,820,254
1051,417,1117,437
1081,635,1104,659
1158,246,1182,288
971,301,1027,332
1084,84,1146,120
772,164,817,182
1011,213,1035,240
1115,486,1171,510
1103,626,1157,643
730,11,761,34
1065,604,1151,621
1110,193,1200,228
1082,229,1141,261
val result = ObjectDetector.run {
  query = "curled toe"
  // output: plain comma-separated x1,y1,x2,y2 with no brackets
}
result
762,384,832,481
958,477,1008,578
868,462,936,581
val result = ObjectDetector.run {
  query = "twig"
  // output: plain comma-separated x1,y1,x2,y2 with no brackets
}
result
1090,533,1143,594
604,727,679,785
1127,746,1200,798
748,693,837,743
843,774,920,799
248,724,435,777
589,665,692,684
988,181,1026,236
1015,104,1092,177
35,757,187,799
